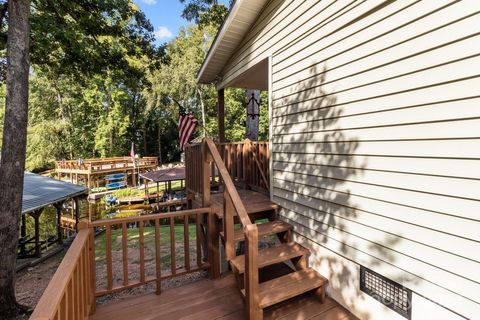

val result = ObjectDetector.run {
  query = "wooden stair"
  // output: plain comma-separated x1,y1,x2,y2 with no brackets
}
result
227,217,329,317
220,220,292,243
241,268,328,308
230,242,308,274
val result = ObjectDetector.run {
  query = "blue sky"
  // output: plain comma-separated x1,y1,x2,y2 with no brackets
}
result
134,0,190,45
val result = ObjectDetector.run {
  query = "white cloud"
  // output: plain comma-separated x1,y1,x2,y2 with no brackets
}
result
141,0,157,4
154,26,173,40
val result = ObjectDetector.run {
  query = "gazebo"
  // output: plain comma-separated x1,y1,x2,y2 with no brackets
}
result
139,166,186,204
19,172,88,263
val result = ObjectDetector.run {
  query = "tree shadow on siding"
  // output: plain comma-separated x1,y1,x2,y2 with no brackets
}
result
272,64,410,319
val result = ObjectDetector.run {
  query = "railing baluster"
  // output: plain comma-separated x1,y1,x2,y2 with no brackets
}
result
106,225,113,291
122,222,128,286
83,245,88,317
78,258,84,320
196,213,202,269
139,220,145,283
89,227,96,314
224,192,235,260
184,214,190,271
170,217,176,275
155,218,161,295
67,278,73,320
245,224,261,319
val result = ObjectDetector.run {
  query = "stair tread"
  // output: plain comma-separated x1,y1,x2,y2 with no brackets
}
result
215,202,279,219
220,220,292,242
241,268,328,308
230,242,308,274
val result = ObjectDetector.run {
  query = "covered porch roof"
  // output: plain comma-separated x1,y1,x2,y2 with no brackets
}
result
196,0,269,88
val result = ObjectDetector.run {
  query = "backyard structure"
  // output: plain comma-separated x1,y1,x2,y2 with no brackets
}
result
55,156,158,189
140,166,186,202
31,1,480,320
19,172,88,266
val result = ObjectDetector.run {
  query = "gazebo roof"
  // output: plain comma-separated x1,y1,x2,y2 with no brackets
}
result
139,167,186,183
22,172,88,214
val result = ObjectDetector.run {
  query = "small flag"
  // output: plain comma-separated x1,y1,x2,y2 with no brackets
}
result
179,108,198,149
130,142,136,168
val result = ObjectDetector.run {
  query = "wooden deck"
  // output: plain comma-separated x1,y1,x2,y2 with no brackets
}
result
90,273,358,320
195,188,278,220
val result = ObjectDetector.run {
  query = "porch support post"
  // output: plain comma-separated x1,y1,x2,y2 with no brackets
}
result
54,201,64,245
218,88,225,143
20,214,26,255
30,209,42,258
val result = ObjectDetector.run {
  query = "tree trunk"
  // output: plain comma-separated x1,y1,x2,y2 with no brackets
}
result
0,0,31,317
157,124,162,165
143,125,147,156
245,89,260,141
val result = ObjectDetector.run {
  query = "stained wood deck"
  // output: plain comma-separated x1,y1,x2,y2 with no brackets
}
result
90,273,358,320
194,188,278,219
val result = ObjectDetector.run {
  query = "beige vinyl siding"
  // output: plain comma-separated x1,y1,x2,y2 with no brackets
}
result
264,0,480,319
218,0,389,88
216,0,480,318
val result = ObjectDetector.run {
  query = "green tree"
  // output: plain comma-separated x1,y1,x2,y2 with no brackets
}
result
179,0,230,28
0,0,31,316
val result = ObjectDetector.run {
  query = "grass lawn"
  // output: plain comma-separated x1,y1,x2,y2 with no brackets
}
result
95,224,198,262
111,180,184,198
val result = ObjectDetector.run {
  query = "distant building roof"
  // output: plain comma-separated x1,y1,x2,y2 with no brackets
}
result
140,167,186,183
22,172,88,214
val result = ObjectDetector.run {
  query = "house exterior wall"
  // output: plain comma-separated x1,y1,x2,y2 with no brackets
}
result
219,0,480,319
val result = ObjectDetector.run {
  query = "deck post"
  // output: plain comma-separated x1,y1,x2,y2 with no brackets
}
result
31,209,42,258
74,197,79,231
54,202,64,245
245,224,261,320
218,89,225,143
20,214,26,255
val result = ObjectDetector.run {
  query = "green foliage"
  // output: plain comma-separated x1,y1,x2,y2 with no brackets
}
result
0,1,269,172
179,0,230,28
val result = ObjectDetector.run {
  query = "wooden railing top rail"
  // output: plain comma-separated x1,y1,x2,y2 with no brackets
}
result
57,156,158,164
30,223,92,320
90,207,210,227
204,138,252,227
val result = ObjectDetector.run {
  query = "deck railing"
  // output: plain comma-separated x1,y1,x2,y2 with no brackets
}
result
90,208,210,297
185,140,269,195
31,208,212,319
30,222,95,320
219,140,269,193
55,157,158,173
202,137,262,319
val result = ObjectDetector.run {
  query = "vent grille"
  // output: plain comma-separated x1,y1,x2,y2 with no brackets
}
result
360,266,412,319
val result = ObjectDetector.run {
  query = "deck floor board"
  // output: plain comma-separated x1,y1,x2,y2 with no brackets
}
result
90,274,358,320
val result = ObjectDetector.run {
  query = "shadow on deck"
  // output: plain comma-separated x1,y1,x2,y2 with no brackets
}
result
90,273,358,320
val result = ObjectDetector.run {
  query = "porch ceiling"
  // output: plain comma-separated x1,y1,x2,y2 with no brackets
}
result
196,0,269,85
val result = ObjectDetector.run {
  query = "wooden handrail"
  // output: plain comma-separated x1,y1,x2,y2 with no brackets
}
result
204,138,252,227
30,222,94,320
90,208,209,227
203,137,260,319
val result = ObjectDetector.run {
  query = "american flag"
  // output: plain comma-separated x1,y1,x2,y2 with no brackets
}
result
179,108,198,149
